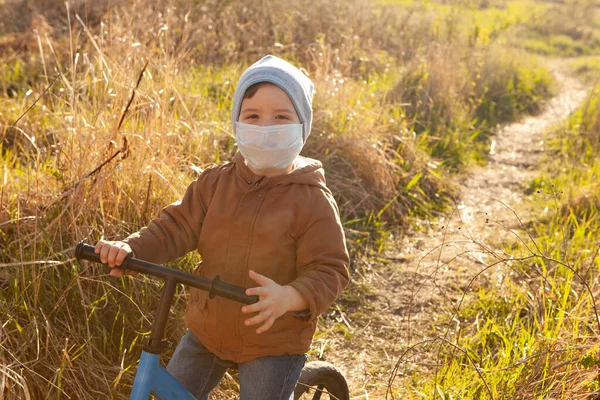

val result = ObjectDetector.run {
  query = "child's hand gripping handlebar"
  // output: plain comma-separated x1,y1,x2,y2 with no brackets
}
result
75,241,258,305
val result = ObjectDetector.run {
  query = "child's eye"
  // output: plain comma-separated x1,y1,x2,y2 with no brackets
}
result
245,114,259,119
276,115,290,120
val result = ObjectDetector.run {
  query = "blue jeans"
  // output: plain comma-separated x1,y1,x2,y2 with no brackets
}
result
166,329,307,400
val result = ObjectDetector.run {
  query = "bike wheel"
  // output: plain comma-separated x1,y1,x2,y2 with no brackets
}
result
294,361,349,400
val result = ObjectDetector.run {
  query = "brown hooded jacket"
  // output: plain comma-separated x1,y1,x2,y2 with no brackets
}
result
124,153,350,362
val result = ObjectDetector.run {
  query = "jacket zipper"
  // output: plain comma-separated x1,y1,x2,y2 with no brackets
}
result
236,180,268,361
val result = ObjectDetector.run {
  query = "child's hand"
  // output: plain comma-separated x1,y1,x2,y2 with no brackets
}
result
242,270,296,334
94,240,135,277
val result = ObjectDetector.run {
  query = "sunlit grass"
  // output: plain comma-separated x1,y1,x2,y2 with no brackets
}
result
396,88,600,399
379,0,600,57
0,0,577,398
568,56,600,85
376,0,547,37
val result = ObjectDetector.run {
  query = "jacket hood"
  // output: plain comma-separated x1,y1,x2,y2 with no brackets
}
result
232,152,329,192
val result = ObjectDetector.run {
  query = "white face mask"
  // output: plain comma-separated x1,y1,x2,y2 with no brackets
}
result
235,122,304,170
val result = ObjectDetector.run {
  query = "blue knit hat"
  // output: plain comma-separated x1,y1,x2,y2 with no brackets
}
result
231,55,315,143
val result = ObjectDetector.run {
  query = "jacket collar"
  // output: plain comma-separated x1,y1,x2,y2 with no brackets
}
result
232,152,264,184
231,152,325,188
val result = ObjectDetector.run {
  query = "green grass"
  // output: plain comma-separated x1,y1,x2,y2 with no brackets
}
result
521,33,600,57
517,0,600,57
379,0,600,57
568,56,600,85
0,0,575,398
394,88,600,399
377,0,548,39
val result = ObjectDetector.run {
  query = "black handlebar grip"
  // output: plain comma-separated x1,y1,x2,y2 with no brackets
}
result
75,241,102,264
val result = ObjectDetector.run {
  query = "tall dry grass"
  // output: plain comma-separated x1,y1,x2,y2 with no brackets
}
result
0,0,556,398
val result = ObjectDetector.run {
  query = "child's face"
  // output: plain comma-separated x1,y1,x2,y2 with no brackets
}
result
239,83,300,126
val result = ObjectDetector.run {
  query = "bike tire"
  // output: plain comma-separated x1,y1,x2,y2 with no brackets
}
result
294,361,349,400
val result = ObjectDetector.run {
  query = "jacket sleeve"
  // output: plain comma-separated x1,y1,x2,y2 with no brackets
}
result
123,170,211,265
288,189,350,322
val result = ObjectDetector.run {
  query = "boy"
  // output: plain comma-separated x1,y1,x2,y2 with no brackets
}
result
95,55,350,399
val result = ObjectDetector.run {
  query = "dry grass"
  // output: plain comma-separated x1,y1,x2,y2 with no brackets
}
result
0,0,560,398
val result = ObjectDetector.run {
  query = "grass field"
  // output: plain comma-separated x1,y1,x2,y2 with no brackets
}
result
0,0,599,398
407,86,600,399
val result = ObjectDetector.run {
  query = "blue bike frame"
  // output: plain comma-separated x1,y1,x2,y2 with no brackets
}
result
130,351,195,400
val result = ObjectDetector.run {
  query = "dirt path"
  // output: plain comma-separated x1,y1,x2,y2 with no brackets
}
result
314,62,588,398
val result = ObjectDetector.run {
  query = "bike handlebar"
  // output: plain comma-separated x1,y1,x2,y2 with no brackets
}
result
75,241,258,305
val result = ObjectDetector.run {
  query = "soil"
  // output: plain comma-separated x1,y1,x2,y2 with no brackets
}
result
312,61,588,399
